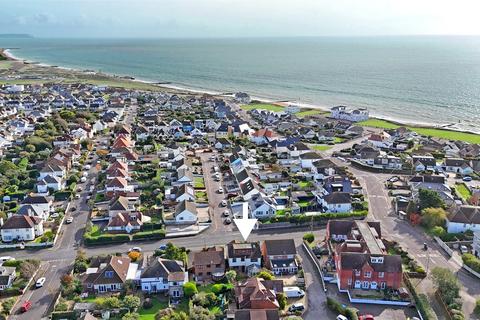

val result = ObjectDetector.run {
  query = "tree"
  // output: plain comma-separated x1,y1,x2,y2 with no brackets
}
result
303,232,315,243
419,188,444,210
256,269,275,281
277,293,287,310
123,295,141,311
124,279,137,294
19,261,38,280
157,311,189,320
189,306,215,320
421,207,446,229
431,267,460,305
128,251,141,262
162,243,187,263
102,296,122,309
60,274,74,287
183,281,198,297
122,312,140,320
225,270,237,283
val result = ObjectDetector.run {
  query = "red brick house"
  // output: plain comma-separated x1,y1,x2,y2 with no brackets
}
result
327,220,402,292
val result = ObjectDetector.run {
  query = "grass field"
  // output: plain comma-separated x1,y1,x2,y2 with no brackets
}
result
241,103,285,112
295,109,324,117
311,144,332,151
0,61,13,70
358,119,480,144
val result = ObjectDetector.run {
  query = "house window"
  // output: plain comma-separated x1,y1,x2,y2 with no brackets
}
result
378,272,384,278
364,271,372,278
105,271,114,278
362,281,369,289
380,282,386,289
355,270,361,276
354,280,361,288
347,279,352,285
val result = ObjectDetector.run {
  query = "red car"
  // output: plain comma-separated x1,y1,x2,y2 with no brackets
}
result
359,315,374,320
21,301,32,313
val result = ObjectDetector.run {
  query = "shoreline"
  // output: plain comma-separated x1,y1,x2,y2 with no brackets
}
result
1,47,479,136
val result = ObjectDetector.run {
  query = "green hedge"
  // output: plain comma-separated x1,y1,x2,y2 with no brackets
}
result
132,229,166,240
54,191,72,201
404,274,438,320
462,253,480,273
268,210,368,224
84,234,130,245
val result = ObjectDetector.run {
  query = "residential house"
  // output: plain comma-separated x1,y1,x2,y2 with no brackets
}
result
0,215,44,242
20,195,53,220
37,175,65,193
261,239,298,275
234,277,282,310
140,257,188,298
227,241,262,276
442,158,473,176
412,155,437,172
83,256,138,294
174,200,198,224
0,266,16,291
190,247,226,282
327,220,403,292
106,212,149,234
446,205,480,233
331,106,369,122
322,192,352,213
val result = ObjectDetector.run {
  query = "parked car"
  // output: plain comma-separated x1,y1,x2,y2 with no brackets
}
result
289,303,305,312
227,192,238,199
222,210,230,217
21,301,32,313
84,165,91,170
36,277,46,288
50,212,60,219
217,187,224,193
70,207,77,212
224,218,232,225
359,315,375,320
463,176,472,182
80,177,87,183
220,200,228,207
0,256,15,263
460,245,469,254
66,217,73,224
158,244,167,251
284,286,305,298
129,247,142,253
336,316,348,320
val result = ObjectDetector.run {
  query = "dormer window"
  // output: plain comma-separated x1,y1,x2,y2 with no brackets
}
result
370,256,384,264
105,271,114,278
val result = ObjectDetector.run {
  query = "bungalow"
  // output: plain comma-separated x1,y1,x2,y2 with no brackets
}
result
0,215,44,242
215,138,232,150
446,205,480,233
367,133,392,149
174,201,198,224
442,158,473,176
83,256,137,294
250,197,276,219
140,257,188,298
174,185,195,202
106,212,149,234
322,192,352,213
300,152,323,169
412,155,437,172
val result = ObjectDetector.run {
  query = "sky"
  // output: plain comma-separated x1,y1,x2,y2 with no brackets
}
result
2,0,480,38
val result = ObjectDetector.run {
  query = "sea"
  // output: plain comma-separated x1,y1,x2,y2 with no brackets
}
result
1,36,480,132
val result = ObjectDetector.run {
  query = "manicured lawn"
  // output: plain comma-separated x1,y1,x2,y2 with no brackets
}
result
456,183,472,201
295,109,324,117
138,297,169,320
193,177,205,189
241,103,284,112
311,144,332,151
358,119,480,144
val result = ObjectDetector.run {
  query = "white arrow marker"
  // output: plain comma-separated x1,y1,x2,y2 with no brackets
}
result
233,210,258,241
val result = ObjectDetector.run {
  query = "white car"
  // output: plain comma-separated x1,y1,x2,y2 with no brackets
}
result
84,165,91,170
222,210,230,217
460,245,469,254
218,187,224,193
129,247,142,253
36,277,46,288
220,200,228,207
336,316,348,320
66,217,73,224
0,256,15,263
